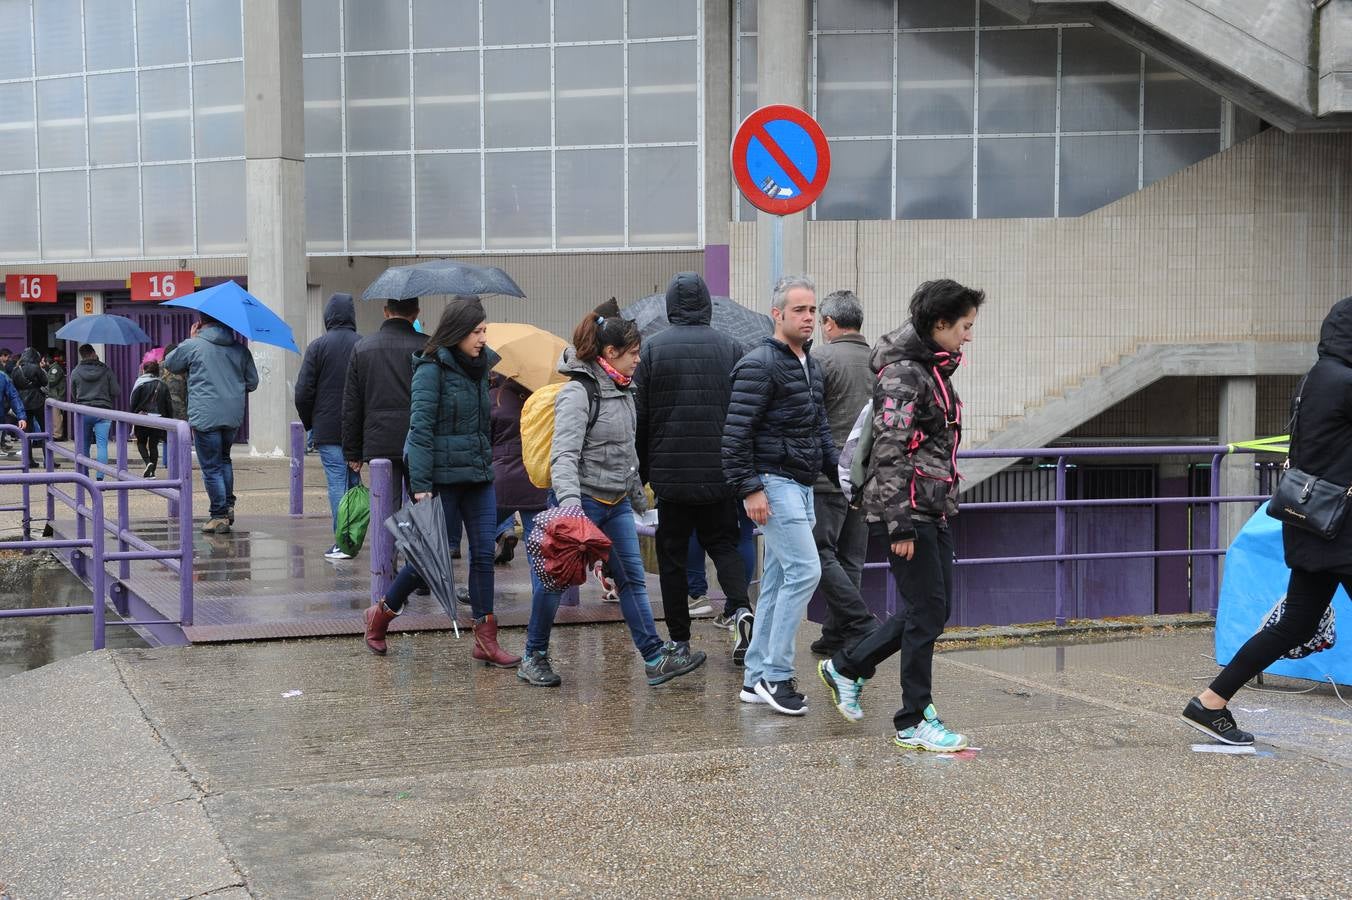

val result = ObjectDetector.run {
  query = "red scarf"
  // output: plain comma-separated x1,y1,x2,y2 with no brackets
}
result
597,356,631,388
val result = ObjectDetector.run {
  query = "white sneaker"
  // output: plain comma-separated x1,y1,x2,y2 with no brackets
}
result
687,595,713,616
324,545,352,561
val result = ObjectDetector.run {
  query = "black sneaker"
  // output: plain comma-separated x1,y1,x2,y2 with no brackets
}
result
1181,697,1254,746
754,677,807,716
646,641,707,686
517,650,562,687
142,461,156,478
732,609,754,667
809,636,841,657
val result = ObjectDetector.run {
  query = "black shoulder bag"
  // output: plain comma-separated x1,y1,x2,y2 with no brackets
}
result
1266,377,1352,540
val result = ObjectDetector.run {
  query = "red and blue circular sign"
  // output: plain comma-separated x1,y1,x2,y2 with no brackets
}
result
731,104,832,216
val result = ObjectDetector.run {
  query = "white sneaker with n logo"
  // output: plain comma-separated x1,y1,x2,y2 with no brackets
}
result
753,677,807,716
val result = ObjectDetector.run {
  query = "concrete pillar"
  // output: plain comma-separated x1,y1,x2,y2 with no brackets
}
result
1318,0,1352,117
1218,376,1257,550
754,0,810,306
243,0,307,455
703,0,732,248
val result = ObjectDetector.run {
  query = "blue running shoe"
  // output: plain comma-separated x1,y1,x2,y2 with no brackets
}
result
894,704,968,751
817,659,865,722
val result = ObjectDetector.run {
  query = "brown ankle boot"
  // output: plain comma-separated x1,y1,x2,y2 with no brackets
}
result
363,600,398,655
472,613,521,668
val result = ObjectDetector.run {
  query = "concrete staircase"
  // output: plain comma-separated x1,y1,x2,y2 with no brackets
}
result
962,340,1314,486
987,0,1352,130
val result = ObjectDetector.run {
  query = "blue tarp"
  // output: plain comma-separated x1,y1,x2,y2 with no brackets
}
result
1215,502,1352,686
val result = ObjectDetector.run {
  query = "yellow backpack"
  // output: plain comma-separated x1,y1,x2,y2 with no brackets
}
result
520,375,601,489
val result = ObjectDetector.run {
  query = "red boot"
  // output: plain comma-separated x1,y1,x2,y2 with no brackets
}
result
472,613,521,668
363,600,398,655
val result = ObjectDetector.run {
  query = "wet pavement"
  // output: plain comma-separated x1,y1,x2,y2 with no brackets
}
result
2,626,1348,898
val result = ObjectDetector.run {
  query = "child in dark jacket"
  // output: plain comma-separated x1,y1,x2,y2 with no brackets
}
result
130,361,174,478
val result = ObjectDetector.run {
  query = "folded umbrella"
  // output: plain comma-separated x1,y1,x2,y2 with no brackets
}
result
384,496,461,636
526,505,613,593
623,293,773,354
55,314,152,346
362,260,527,301
486,322,567,392
161,280,300,352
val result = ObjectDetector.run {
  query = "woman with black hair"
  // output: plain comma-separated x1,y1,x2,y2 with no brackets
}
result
130,360,173,477
362,296,520,668
516,299,706,688
818,278,985,751
11,348,48,450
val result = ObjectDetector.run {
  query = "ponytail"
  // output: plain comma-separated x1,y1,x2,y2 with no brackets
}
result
572,297,639,363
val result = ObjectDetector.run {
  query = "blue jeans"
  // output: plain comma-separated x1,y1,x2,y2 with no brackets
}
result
193,427,237,519
317,443,361,531
385,481,497,618
743,474,820,686
687,507,757,596
526,492,663,660
80,416,110,480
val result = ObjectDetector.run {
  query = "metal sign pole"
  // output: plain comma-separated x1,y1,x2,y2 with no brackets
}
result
770,214,784,289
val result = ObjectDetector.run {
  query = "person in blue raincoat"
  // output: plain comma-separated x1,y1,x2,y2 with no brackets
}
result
0,367,27,447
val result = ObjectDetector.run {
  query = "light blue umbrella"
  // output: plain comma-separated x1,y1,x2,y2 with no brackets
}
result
54,314,153,346
161,280,300,352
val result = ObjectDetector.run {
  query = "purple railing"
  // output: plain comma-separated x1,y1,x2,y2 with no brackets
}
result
0,400,196,649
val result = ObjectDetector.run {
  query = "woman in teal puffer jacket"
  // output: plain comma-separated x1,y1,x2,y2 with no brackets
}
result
362,296,520,668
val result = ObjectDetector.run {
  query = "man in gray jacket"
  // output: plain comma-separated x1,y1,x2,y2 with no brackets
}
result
810,290,878,656
164,315,259,534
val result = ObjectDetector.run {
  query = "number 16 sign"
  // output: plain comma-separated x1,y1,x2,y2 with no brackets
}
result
130,270,196,302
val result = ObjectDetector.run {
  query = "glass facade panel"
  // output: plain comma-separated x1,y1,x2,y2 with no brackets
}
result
629,146,696,245
303,57,342,154
344,0,408,52
815,139,890,220
628,40,698,143
139,67,192,162
34,0,83,77
484,0,549,45
628,0,697,39
37,77,86,169
413,0,477,48
0,174,39,259
897,138,972,219
348,155,411,250
556,44,623,147
978,29,1057,134
557,149,623,248
484,49,550,149
88,72,139,166
301,0,340,54
137,0,190,67
415,153,481,251
85,0,135,70
1145,58,1221,130
193,62,244,158
0,82,35,171
897,31,974,136
1060,28,1139,133
91,167,141,256
977,137,1054,218
739,35,757,125
345,54,410,152
555,0,623,42
1143,132,1219,186
305,156,344,250
195,159,246,253
0,0,33,80
1059,134,1137,216
414,53,480,151
817,34,892,137
485,151,550,248
40,170,90,258
191,0,243,62
898,0,973,29
141,163,194,255
817,0,893,30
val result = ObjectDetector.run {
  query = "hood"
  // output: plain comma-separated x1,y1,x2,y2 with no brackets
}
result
133,373,158,389
72,360,109,382
200,323,237,346
323,293,356,332
1318,296,1352,367
558,346,593,379
19,348,39,366
665,272,712,327
870,322,959,376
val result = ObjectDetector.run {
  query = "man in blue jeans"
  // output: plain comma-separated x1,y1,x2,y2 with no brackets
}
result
165,315,258,534
294,293,363,559
722,275,839,716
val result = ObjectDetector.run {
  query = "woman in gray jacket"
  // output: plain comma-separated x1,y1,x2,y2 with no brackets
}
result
517,301,706,688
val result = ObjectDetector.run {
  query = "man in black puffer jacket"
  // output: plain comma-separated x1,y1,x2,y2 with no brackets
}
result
723,274,838,716
342,298,424,492
635,272,753,662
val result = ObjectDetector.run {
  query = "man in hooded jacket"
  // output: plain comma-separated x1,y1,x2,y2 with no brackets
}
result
69,344,120,477
295,293,363,558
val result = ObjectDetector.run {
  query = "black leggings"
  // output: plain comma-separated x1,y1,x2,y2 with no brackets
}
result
1210,567,1349,700
136,432,160,466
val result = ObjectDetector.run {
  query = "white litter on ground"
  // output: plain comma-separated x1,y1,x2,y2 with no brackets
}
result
281,690,303,699
1191,743,1256,755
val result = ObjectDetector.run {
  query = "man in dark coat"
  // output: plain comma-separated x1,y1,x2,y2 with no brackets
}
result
635,272,753,662
295,292,363,559
69,344,121,480
342,298,423,494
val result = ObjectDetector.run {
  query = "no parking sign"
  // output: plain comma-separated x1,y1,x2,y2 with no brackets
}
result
731,104,831,216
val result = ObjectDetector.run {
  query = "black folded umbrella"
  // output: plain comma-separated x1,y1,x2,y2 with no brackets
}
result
385,497,461,636
362,260,526,301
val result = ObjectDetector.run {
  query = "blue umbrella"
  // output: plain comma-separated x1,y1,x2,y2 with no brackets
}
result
161,280,300,352
54,314,153,346
361,260,527,301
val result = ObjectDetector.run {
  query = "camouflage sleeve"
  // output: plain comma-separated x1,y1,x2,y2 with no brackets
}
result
870,362,924,542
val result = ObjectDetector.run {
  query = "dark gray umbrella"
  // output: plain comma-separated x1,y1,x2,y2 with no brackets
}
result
623,294,773,353
362,260,526,301
384,497,461,636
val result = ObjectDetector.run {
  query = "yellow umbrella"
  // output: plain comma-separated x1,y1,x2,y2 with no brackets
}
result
486,322,568,392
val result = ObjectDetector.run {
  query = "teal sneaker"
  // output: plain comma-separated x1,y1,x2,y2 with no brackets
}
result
894,704,968,751
817,659,865,722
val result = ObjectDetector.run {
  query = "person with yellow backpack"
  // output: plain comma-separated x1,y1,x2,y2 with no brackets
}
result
515,299,706,688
